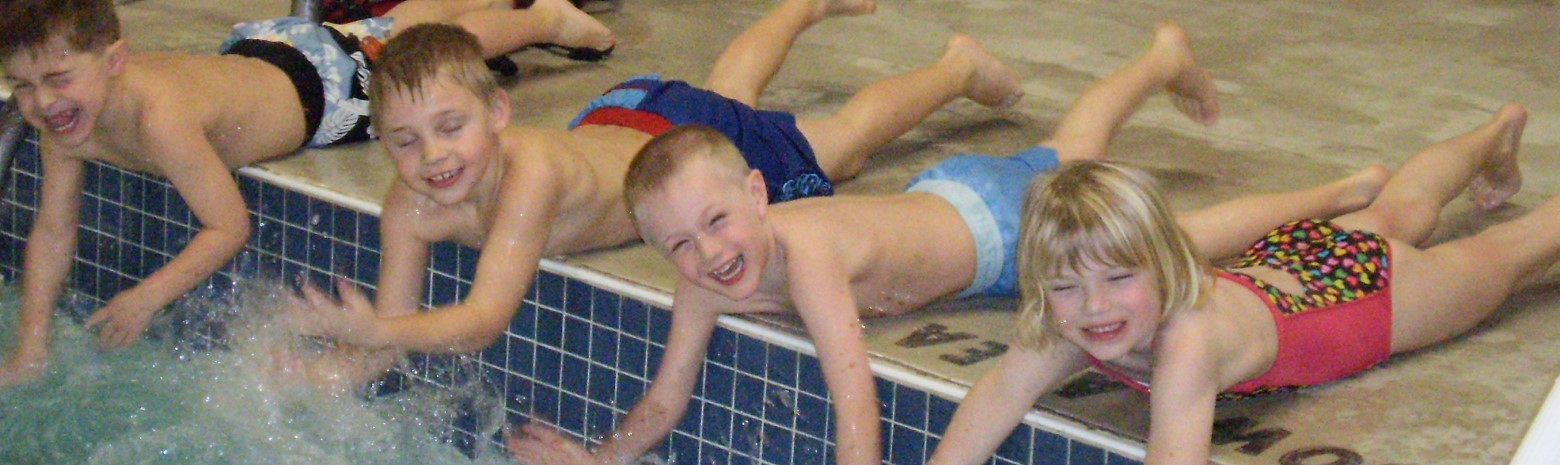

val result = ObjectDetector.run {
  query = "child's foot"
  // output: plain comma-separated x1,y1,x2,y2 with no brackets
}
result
809,0,877,23
1469,103,1527,210
538,0,617,54
1151,22,1219,126
945,34,1024,109
1331,164,1393,214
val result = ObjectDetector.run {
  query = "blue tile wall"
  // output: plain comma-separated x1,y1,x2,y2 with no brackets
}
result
0,117,1139,465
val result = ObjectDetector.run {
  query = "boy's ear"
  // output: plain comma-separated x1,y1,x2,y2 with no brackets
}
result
744,169,769,212
104,39,128,75
488,88,512,130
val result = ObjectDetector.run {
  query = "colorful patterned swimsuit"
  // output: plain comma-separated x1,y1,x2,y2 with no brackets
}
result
1089,219,1394,401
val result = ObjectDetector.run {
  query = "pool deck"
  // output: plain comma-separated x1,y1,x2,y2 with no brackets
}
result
87,1,1560,464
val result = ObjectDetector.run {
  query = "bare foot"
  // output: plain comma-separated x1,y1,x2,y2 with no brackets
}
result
1150,22,1219,126
944,34,1024,109
1331,164,1392,214
810,0,877,23
1469,103,1527,210
538,0,616,52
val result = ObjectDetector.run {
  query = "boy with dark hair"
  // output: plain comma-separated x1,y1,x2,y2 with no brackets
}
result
0,0,612,386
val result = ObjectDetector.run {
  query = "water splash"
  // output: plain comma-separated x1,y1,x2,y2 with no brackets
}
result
0,282,512,465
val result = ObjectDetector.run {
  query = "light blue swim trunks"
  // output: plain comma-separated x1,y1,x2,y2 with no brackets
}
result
220,16,394,147
906,146,1060,298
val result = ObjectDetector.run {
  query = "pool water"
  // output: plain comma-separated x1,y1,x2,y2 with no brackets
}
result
0,281,512,465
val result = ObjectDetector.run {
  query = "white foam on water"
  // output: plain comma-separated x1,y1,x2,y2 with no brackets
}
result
0,281,512,465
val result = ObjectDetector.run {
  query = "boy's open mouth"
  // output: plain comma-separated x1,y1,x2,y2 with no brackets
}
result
709,255,745,286
44,109,80,134
426,167,464,189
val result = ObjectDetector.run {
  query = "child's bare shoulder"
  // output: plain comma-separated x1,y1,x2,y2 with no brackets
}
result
772,197,888,249
133,52,277,98
381,183,470,239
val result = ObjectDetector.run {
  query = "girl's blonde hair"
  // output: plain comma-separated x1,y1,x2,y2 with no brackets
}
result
1014,161,1211,350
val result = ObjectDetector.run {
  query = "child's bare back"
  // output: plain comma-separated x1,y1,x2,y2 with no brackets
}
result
74,51,310,170
755,192,979,317
383,123,650,256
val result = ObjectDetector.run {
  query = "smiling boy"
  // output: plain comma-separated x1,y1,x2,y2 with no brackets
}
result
0,0,317,386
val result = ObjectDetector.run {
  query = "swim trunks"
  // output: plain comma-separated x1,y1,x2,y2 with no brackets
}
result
569,74,832,203
904,146,1060,298
220,16,392,148
1087,219,1394,400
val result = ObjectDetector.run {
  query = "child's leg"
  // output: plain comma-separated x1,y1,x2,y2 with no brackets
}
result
381,0,508,27
1043,22,1218,164
702,0,876,106
795,34,1023,181
1386,189,1560,353
1177,165,1391,261
1332,104,1527,244
385,0,615,58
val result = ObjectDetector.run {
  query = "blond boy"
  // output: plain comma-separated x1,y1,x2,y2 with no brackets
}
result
0,0,612,386
506,23,1390,465
295,0,1026,357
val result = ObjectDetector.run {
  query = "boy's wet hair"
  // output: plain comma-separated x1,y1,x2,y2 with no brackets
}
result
624,124,749,223
0,0,121,62
368,23,501,124
1014,161,1211,350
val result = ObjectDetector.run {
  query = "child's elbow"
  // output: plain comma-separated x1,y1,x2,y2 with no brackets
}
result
464,325,506,352
213,222,252,253
445,313,509,354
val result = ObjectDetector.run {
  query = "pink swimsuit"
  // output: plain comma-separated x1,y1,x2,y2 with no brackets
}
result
1089,219,1394,399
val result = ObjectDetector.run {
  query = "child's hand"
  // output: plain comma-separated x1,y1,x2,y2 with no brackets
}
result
0,342,48,387
507,423,599,465
85,295,160,349
296,279,385,348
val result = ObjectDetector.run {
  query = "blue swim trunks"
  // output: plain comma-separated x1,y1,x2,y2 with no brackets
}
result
569,74,833,203
906,146,1061,298
220,16,393,148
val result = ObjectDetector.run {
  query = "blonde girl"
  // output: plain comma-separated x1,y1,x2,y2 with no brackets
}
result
928,103,1556,465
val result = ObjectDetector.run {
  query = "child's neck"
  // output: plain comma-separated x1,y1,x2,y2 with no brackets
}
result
756,230,791,298
95,66,138,142
469,146,511,216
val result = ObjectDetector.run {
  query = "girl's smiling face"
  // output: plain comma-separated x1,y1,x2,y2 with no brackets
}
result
1045,258,1164,361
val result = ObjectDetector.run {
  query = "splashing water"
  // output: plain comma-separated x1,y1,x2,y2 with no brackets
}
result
0,282,513,465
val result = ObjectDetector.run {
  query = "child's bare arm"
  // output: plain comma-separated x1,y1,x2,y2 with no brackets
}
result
508,286,722,465
787,246,881,465
376,176,553,352
1,142,84,386
304,168,557,353
288,191,428,387
370,189,433,318
1142,322,1220,465
926,342,1089,465
85,112,251,348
